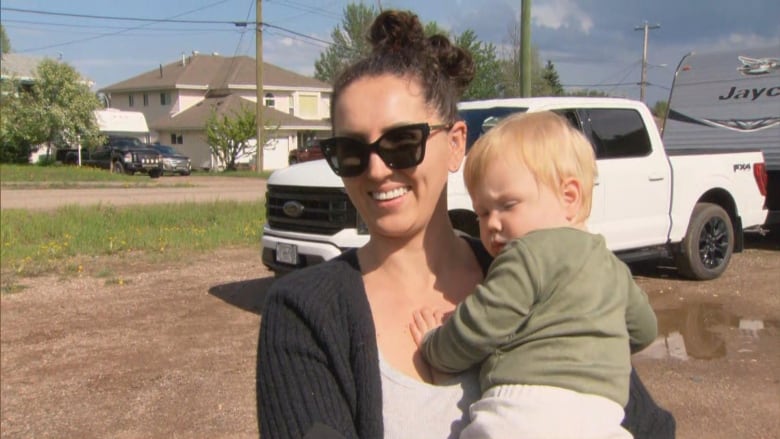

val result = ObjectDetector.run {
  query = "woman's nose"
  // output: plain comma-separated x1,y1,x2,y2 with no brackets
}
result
364,150,393,179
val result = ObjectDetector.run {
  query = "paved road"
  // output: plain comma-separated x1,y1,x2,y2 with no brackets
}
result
0,176,267,210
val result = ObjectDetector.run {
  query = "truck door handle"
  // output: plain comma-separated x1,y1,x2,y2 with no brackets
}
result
648,174,665,181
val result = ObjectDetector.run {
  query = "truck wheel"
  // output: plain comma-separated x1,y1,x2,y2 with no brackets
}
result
149,169,162,179
675,202,734,280
112,161,126,175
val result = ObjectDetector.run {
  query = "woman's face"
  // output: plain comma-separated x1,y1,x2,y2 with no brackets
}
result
332,74,466,240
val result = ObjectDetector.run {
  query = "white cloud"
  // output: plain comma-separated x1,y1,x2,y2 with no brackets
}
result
532,0,593,33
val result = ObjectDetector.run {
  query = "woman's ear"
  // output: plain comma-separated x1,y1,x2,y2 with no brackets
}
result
560,177,583,222
447,120,467,172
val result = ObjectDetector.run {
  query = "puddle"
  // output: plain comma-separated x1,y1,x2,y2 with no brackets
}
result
634,302,778,361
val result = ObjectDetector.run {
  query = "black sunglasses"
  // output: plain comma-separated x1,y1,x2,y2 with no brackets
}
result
320,123,450,177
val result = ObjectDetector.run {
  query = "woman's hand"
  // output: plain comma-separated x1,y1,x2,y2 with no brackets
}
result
410,307,448,347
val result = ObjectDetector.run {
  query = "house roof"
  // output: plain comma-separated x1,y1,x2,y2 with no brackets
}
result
151,94,330,131
1,53,45,81
99,54,330,93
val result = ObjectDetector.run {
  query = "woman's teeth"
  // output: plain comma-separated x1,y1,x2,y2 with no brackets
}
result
372,187,409,201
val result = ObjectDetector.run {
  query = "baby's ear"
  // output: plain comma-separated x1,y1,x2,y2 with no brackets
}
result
560,177,583,221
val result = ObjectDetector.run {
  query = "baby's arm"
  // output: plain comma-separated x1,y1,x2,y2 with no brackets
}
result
414,242,537,374
410,308,447,347
626,279,658,353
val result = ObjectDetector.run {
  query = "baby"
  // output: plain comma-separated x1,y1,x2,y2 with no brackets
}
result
411,111,658,439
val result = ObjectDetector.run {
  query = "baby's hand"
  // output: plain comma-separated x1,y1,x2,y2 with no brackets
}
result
410,307,446,347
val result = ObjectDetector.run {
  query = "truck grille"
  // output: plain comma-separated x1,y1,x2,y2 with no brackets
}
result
266,185,357,235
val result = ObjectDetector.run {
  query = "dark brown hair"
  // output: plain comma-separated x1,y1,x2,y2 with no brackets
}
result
330,10,475,127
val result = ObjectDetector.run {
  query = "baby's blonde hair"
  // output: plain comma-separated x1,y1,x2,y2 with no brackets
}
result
463,111,597,224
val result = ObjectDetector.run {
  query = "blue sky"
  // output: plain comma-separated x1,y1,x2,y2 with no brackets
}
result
2,0,778,106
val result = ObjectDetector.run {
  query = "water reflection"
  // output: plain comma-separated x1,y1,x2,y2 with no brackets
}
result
634,302,777,361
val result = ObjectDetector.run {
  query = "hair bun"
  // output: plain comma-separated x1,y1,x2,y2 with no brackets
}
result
369,10,425,55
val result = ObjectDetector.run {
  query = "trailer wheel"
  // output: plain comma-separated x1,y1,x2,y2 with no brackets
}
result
675,202,733,280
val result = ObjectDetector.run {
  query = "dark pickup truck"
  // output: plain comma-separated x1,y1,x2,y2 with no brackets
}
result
62,136,163,178
288,138,324,165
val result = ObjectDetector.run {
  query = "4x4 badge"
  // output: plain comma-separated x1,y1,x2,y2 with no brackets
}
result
282,201,305,218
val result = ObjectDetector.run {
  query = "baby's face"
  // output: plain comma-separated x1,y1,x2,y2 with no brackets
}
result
471,159,571,257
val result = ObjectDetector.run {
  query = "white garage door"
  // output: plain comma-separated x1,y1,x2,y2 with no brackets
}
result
262,136,290,171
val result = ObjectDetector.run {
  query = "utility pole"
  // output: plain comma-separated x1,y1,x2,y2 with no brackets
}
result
255,0,264,172
634,21,660,103
520,0,532,97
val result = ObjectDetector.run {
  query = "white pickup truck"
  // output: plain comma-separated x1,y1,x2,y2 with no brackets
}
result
261,97,768,280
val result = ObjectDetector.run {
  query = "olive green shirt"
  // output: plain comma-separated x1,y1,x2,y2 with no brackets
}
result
421,227,657,406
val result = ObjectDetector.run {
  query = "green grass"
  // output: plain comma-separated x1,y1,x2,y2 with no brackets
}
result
1,164,272,185
0,163,139,183
1,201,266,278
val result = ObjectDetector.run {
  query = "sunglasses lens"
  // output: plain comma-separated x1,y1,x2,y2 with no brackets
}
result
322,139,367,177
378,127,425,169
321,125,429,177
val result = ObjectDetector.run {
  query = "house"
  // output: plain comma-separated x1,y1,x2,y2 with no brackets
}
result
1,53,97,163
99,52,332,170
1,53,42,90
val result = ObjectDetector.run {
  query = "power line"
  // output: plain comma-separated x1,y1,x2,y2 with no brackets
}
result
1,6,249,26
4,2,234,53
2,19,237,34
2,5,333,52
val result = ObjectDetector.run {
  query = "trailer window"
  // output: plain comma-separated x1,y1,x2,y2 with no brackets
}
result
586,109,652,159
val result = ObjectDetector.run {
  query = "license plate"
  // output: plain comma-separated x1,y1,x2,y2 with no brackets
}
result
276,243,298,265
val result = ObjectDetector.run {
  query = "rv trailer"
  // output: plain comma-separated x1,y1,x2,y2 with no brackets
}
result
663,45,780,226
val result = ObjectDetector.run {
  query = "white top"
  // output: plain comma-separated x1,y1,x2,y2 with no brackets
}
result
380,352,481,439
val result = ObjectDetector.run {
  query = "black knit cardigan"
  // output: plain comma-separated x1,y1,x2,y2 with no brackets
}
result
256,240,675,439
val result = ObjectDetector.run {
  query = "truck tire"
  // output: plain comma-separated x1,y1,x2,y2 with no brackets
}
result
675,202,734,280
112,161,126,175
149,169,162,179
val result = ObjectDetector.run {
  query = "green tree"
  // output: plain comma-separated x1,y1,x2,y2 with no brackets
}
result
0,59,103,163
0,24,10,54
314,3,377,83
455,30,502,100
205,103,278,171
651,100,668,117
539,60,564,96
498,22,544,97
314,5,501,100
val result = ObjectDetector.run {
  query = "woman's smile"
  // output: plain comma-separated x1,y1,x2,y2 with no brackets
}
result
371,186,410,201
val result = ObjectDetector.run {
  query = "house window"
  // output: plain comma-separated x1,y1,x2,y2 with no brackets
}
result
160,92,171,106
170,133,183,145
299,94,318,118
128,95,134,107
143,93,149,106
264,92,275,107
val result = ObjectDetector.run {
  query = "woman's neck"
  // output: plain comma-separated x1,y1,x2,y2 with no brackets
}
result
358,221,478,303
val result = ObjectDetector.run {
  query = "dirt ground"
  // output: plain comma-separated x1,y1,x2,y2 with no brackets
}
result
1,178,778,438
0,176,268,210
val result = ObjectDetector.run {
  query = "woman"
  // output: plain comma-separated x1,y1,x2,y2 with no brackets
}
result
257,10,674,439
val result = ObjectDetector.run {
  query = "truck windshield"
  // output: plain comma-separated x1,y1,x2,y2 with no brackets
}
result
459,107,528,151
